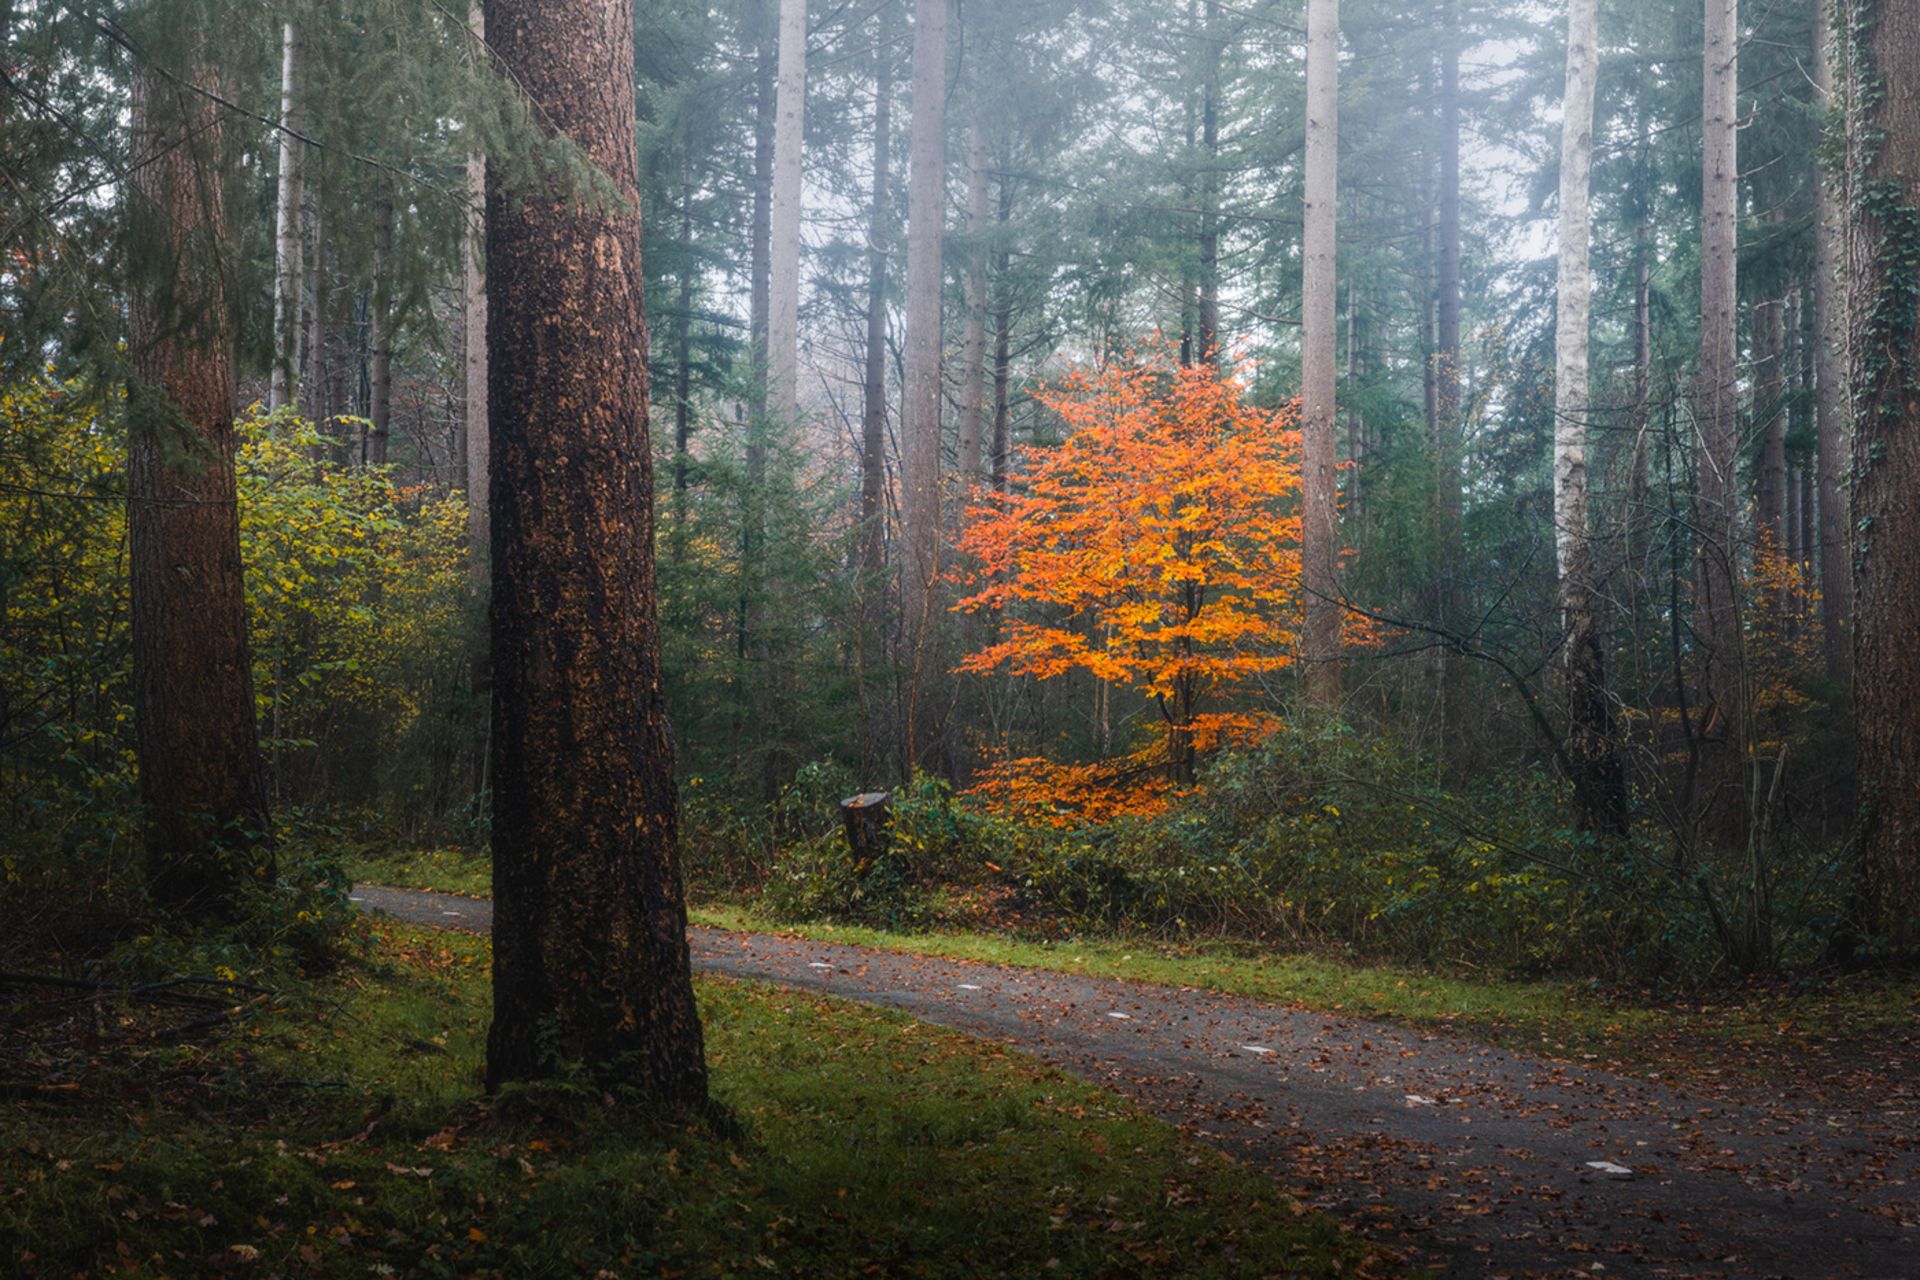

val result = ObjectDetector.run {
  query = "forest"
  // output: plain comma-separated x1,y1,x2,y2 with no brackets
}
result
2,0,1918,1274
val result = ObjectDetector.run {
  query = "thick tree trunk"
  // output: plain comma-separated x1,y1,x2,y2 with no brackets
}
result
957,117,989,485
1552,0,1625,834
269,22,304,412
464,1,489,590
367,184,395,467
1849,0,1920,953
1300,0,1341,708
127,37,272,913
1695,0,1742,746
768,0,805,420
483,0,708,1101
1812,0,1850,683
900,0,948,771
860,26,892,580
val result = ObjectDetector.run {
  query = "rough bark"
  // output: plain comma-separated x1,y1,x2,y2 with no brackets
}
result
483,0,709,1101
957,116,989,484
1694,0,1742,745
1849,0,1920,952
268,22,304,412
768,0,806,420
464,0,489,590
127,35,272,913
900,0,948,770
1812,0,1850,683
1552,0,1625,834
1300,0,1341,708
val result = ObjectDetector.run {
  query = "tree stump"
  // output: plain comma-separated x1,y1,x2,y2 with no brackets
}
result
840,792,891,876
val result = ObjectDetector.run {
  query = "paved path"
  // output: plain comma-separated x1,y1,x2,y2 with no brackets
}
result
350,885,1917,1279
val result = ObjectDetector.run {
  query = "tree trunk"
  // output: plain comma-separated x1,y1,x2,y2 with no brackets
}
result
1812,0,1850,683
991,177,1013,492
1755,225,1787,557
768,0,805,420
1300,0,1341,708
483,0,709,1101
671,161,695,562
308,191,332,443
859,19,893,780
1197,0,1221,364
127,34,272,913
1695,0,1742,746
957,116,990,485
464,1,490,591
900,0,948,771
367,183,395,467
1552,0,1625,834
860,24,892,580
1430,5,1464,748
269,22,304,412
1849,0,1920,953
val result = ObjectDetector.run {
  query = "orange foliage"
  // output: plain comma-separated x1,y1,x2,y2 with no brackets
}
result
955,352,1308,821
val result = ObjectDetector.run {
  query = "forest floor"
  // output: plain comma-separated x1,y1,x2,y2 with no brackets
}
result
1,918,1384,1278
347,880,1919,1279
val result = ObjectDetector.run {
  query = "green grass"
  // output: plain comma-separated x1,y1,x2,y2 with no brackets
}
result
3,924,1388,1278
686,904,1920,1074
342,843,492,897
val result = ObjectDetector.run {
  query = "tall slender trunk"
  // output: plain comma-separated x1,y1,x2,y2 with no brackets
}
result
1755,217,1788,558
127,33,272,913
1432,6,1463,729
768,0,806,420
1343,281,1364,523
367,183,395,467
900,0,948,772
990,178,1013,493
269,22,304,411
1197,0,1221,364
957,116,989,484
1849,0,1920,952
308,191,332,444
1812,0,1850,683
1628,175,1654,600
1300,0,1341,708
1552,0,1625,834
1695,0,1742,748
464,3,489,591
860,24,892,579
671,162,695,562
484,0,709,1100
859,17,894,779
740,0,775,751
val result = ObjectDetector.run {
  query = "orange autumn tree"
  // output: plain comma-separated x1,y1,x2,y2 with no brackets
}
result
956,352,1304,824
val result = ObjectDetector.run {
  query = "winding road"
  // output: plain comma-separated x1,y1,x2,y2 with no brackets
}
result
350,884,1916,1279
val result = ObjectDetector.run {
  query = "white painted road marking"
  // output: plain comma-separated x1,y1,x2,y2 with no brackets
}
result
1107,1011,1132,1020
1241,1045,1275,1055
808,962,833,970
957,983,983,991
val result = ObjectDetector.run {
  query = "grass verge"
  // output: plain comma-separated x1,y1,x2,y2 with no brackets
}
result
3,922,1388,1278
686,903,1920,1080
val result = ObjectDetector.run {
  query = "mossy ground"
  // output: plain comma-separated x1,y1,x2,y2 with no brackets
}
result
3,922,1387,1278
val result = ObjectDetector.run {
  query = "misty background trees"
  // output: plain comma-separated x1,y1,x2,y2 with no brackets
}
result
3,0,1919,992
